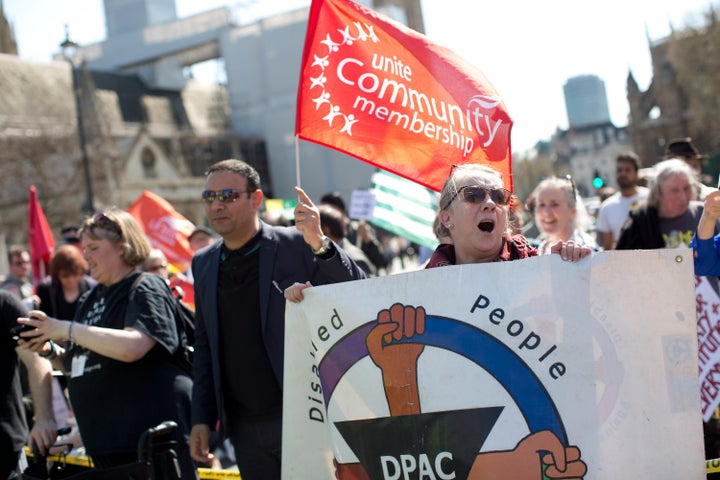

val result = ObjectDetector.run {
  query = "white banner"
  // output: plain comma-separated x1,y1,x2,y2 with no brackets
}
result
696,275,720,421
349,190,376,220
283,249,705,479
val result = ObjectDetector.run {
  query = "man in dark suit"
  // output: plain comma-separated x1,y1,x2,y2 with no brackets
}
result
188,159,365,479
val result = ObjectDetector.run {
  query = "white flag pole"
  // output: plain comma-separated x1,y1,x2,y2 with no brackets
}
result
295,136,302,188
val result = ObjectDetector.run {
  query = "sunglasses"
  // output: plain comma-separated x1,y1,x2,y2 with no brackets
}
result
564,174,578,201
444,185,512,210
91,212,122,236
201,189,250,204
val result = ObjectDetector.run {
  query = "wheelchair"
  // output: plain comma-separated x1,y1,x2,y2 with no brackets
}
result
22,421,185,480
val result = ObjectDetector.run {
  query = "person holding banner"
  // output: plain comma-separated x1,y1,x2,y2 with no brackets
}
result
286,164,592,296
286,164,590,479
531,176,597,255
425,164,592,267
188,159,366,480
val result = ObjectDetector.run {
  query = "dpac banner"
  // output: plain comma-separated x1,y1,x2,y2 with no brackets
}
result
127,190,195,272
295,0,513,193
284,249,705,479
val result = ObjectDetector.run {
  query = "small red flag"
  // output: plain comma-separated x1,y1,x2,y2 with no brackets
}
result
295,0,514,192
126,190,195,273
28,186,55,285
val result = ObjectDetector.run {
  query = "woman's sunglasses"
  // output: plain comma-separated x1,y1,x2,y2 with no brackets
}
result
444,185,513,210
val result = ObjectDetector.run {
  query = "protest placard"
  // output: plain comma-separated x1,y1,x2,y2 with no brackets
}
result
284,249,704,479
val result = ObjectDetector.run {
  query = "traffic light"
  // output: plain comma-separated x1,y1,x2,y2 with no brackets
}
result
592,169,604,189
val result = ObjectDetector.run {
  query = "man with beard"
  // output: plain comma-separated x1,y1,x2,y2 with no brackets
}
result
595,152,649,250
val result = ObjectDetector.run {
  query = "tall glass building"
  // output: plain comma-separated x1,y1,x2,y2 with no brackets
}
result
563,74,611,128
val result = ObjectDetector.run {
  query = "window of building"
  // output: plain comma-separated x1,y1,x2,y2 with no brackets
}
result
141,147,157,178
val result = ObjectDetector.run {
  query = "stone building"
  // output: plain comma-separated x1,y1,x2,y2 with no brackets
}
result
0,0,16,55
626,17,720,169
626,35,691,165
0,50,239,245
551,123,633,196
77,0,423,211
0,0,424,251
551,19,718,192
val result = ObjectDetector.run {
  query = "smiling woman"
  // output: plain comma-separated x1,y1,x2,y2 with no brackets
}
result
531,176,597,255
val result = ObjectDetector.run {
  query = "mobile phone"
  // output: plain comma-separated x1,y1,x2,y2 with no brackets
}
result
10,323,38,345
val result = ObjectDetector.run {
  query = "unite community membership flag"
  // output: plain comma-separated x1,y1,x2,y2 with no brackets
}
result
295,0,514,192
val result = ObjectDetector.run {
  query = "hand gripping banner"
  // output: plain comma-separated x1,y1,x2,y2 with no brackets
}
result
295,0,514,192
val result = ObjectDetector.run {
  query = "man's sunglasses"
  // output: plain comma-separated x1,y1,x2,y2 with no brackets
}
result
201,189,251,204
443,185,513,210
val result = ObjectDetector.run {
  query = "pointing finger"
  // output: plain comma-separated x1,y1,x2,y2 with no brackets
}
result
295,186,313,205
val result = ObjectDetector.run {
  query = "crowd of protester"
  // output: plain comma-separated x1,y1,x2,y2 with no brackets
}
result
2,135,720,478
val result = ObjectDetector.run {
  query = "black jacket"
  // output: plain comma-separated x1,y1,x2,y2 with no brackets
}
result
615,203,664,250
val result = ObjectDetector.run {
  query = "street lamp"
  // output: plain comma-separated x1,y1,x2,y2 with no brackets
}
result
60,25,95,215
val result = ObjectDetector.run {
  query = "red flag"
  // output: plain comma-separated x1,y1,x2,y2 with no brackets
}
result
28,185,55,285
296,0,514,192
126,190,195,273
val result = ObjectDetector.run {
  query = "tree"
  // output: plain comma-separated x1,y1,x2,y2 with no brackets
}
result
511,151,556,202
667,7,720,152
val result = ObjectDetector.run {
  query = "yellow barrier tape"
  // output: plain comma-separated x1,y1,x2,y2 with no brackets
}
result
708,457,720,474
24,447,242,478
23,446,94,468
198,468,241,479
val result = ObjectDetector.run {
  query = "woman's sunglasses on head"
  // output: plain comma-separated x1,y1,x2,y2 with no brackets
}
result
91,212,122,236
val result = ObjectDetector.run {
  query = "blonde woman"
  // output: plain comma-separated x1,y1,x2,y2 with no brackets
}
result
17,209,197,478
532,176,596,255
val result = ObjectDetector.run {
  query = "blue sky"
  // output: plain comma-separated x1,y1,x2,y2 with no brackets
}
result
4,0,718,153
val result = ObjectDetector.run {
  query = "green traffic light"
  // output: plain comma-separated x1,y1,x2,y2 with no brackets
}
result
593,177,604,189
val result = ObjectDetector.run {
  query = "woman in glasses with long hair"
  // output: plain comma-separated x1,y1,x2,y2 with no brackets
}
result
531,176,597,255
15,208,198,478
427,164,592,267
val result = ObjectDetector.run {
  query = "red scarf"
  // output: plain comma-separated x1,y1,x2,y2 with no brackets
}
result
425,234,537,268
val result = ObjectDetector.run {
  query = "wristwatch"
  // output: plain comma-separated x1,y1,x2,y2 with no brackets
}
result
312,236,332,256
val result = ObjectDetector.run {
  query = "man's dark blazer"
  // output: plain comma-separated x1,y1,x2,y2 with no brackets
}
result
190,221,366,428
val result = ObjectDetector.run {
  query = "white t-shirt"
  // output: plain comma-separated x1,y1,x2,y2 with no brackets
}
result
596,187,649,243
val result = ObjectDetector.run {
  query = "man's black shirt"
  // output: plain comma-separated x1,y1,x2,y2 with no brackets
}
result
217,230,282,418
